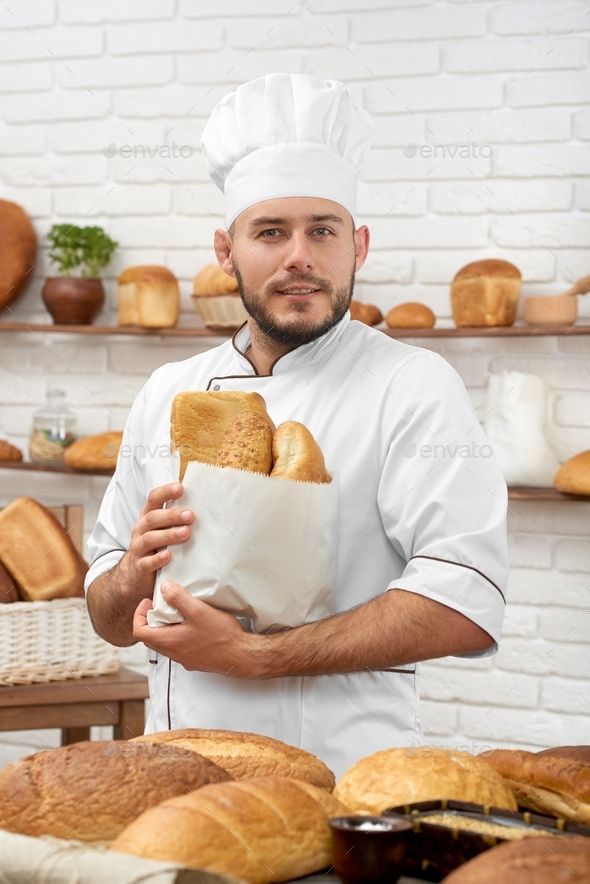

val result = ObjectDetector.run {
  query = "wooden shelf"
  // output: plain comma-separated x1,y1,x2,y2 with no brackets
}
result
0,460,112,476
1,320,590,338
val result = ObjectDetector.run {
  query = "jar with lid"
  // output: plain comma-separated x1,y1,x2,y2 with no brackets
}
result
29,389,77,464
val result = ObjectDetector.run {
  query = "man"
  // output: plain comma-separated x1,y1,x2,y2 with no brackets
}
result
85,73,508,776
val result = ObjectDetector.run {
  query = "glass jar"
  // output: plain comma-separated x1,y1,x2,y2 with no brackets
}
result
29,388,77,464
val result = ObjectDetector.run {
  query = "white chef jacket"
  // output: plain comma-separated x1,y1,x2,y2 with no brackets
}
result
85,311,508,777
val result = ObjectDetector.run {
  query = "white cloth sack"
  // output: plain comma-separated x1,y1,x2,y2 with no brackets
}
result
483,371,559,486
148,459,337,632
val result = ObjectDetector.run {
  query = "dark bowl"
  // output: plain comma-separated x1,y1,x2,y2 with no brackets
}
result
330,814,412,884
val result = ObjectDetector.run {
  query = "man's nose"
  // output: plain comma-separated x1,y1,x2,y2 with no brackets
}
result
282,231,314,272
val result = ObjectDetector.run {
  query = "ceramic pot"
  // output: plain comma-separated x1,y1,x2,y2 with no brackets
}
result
42,277,105,325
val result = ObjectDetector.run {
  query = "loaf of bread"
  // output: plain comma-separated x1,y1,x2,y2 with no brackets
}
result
554,450,590,496
271,421,332,484
117,265,179,328
334,747,517,814
0,199,37,310
0,497,87,601
63,431,122,470
215,410,274,474
113,776,347,883
451,259,521,327
0,439,23,461
385,302,436,329
0,560,20,603
132,727,335,790
0,740,231,842
193,263,239,296
349,300,383,326
480,748,590,824
537,745,590,764
442,834,590,884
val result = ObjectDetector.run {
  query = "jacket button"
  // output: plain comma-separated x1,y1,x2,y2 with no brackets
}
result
213,384,221,390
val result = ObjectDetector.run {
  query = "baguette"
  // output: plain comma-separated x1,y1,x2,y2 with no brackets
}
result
270,421,331,484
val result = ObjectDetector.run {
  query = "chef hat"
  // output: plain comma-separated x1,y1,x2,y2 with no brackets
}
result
201,72,371,229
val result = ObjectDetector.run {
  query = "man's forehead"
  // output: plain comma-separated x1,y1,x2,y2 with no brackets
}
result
237,197,349,230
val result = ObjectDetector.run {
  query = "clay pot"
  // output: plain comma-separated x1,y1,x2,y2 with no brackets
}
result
42,277,105,325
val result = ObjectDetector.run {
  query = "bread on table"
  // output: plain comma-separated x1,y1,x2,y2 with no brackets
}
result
112,776,347,883
334,747,517,814
271,421,332,484
441,834,590,884
0,497,87,601
0,560,20,603
480,748,590,824
0,740,231,843
554,450,590,496
193,263,239,295
63,431,123,470
385,302,436,329
451,258,521,327
349,300,383,326
117,265,179,328
0,199,37,311
0,439,23,461
132,727,335,790
215,411,274,474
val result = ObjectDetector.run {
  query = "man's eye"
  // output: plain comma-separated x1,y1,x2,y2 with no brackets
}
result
314,227,332,236
260,228,280,237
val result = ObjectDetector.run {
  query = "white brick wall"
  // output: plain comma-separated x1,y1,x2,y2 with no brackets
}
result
0,0,588,765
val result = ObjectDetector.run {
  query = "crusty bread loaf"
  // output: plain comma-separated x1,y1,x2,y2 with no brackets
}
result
112,776,347,883
385,302,436,329
480,748,590,824
537,745,590,765
0,439,23,461
334,747,517,815
117,265,179,328
270,421,331,484
442,834,590,884
554,450,590,496
132,727,335,790
193,263,239,296
63,431,122,470
0,199,37,310
0,740,231,843
0,497,87,601
0,560,20,603
215,411,274,474
451,258,521,327
349,300,383,326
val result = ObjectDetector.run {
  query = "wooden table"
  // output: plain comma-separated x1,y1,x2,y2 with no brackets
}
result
0,668,149,745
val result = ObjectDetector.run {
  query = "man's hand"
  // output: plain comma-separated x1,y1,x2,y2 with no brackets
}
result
132,580,261,677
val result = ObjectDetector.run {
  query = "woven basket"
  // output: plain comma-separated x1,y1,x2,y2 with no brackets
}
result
192,293,247,329
0,597,119,686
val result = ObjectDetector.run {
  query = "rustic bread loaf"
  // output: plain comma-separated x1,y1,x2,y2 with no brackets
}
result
132,727,335,790
442,834,590,883
193,263,239,295
554,450,590,496
117,265,179,328
334,747,517,814
112,776,347,883
63,431,122,470
0,740,231,842
0,199,37,310
349,300,382,325
0,439,23,461
0,497,87,601
386,302,436,329
537,745,590,765
215,410,274,474
451,258,521,327
480,748,590,824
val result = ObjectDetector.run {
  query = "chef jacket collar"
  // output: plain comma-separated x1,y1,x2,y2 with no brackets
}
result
231,309,352,376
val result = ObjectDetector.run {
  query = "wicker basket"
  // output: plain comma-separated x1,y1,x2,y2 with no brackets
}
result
192,293,247,329
0,597,120,686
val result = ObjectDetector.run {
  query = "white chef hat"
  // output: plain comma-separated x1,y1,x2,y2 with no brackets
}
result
201,72,371,229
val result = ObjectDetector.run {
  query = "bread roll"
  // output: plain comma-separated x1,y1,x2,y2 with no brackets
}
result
334,747,517,814
0,439,23,461
385,302,435,329
0,497,87,601
442,834,590,884
451,259,521,327
0,560,20,603
132,727,335,790
171,390,271,482
349,300,383,326
0,740,231,843
63,431,122,470
112,777,348,883
554,450,590,496
117,265,179,328
480,748,590,824
193,264,239,296
537,745,590,765
0,199,37,310
270,421,331,484
215,411,274,474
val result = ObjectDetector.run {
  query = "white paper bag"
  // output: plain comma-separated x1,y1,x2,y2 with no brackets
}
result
148,459,338,632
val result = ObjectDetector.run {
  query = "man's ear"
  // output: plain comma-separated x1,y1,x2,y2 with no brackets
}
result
214,228,236,278
353,224,370,273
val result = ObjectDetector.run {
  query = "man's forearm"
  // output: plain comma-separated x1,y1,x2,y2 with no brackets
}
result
251,589,493,679
86,554,152,647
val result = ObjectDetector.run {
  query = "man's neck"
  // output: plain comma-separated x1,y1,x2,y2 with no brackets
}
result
244,320,295,375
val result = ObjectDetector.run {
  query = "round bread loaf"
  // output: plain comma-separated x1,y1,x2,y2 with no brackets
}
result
334,747,517,814
450,258,521,327
63,431,123,470
349,300,383,325
441,834,590,883
193,263,239,295
0,739,231,842
0,199,37,310
385,301,435,329
554,450,590,496
112,776,348,884
0,439,23,461
132,727,335,790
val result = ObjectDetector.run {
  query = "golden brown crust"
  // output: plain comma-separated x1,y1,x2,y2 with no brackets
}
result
334,747,517,815
193,264,239,296
0,199,37,310
216,411,274,474
63,431,122,470
112,776,347,883
117,265,178,285
453,259,522,281
442,834,590,884
0,497,87,601
385,302,436,329
537,746,590,764
0,740,231,843
349,300,383,325
270,421,331,484
0,560,20,603
0,439,23,461
554,450,590,495
451,258,521,327
132,727,335,790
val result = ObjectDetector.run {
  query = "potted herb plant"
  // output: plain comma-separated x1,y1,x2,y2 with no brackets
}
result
42,224,118,324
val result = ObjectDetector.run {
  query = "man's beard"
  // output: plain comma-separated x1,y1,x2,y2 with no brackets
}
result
233,266,355,346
